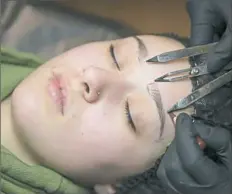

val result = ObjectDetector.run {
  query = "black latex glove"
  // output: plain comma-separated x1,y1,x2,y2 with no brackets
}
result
187,0,232,73
157,113,232,194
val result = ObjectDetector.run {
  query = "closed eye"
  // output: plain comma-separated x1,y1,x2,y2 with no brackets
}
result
124,100,136,132
109,44,120,70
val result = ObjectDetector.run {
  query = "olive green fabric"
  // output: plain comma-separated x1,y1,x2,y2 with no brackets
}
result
1,48,89,194
1,47,42,100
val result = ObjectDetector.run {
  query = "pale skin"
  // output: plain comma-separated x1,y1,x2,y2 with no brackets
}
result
1,35,193,192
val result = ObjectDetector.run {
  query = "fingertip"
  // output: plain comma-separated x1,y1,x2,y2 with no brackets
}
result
176,113,188,122
207,28,232,73
176,113,192,129
175,115,203,168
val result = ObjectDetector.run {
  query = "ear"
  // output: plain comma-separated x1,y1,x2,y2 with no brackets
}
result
94,184,116,194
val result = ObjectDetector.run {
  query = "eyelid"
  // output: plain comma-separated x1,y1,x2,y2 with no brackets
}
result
110,44,120,71
125,99,136,133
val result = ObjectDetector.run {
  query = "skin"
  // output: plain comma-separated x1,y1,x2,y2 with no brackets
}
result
1,35,193,186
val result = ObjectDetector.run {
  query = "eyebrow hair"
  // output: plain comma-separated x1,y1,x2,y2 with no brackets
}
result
111,36,165,137
147,83,165,139
132,36,148,59
132,37,165,138
153,89,165,139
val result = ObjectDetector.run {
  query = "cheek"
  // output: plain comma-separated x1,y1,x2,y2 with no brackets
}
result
11,78,46,133
75,105,136,162
75,105,161,170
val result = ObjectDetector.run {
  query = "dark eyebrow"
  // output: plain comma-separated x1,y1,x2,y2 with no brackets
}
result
132,36,148,59
131,37,165,138
147,83,165,139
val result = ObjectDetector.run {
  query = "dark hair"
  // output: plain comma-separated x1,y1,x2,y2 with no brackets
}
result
114,33,232,194
114,154,165,194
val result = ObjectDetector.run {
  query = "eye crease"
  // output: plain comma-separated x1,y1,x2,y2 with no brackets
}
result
124,100,136,132
109,44,120,71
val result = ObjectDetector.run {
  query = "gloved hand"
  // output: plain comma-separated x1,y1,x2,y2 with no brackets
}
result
157,113,232,194
187,0,232,73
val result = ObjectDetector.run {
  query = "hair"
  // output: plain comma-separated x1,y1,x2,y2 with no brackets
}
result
112,33,232,194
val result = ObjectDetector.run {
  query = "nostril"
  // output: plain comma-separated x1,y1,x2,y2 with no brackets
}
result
83,82,90,93
82,82,99,103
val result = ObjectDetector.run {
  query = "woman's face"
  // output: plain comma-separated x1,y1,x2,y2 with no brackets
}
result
11,35,191,184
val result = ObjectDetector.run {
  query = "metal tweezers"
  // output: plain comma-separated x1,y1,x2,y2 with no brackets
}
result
146,42,232,113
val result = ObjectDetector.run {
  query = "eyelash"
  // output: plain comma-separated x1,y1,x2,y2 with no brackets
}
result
124,100,136,132
110,44,135,131
110,44,121,71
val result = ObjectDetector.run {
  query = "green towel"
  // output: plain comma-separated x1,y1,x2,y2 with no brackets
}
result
1,47,43,100
1,48,89,194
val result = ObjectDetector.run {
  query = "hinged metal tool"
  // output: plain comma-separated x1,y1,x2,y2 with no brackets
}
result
147,42,232,112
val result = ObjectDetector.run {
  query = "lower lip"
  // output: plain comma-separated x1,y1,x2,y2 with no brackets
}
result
48,75,66,114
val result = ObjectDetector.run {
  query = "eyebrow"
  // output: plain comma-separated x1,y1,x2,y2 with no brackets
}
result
111,37,165,137
147,83,165,139
132,37,165,138
132,36,148,59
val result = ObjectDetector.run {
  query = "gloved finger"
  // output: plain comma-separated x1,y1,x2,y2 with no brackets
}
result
186,0,215,46
157,140,196,192
157,141,184,194
175,113,225,185
193,120,232,168
190,23,215,46
213,33,220,42
166,169,208,194
207,26,232,73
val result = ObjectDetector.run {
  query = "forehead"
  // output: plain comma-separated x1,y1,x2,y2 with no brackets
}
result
53,36,156,82
56,34,184,64
58,36,142,59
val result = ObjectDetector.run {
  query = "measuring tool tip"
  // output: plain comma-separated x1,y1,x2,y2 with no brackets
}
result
146,56,159,63
167,104,179,113
155,77,170,82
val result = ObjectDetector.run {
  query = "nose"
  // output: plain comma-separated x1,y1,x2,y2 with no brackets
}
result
81,66,113,103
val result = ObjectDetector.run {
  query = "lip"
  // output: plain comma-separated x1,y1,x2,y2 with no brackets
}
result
48,72,67,115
